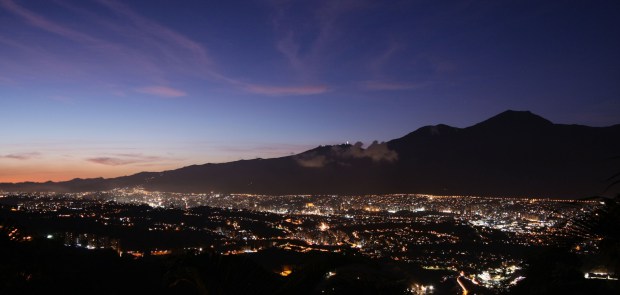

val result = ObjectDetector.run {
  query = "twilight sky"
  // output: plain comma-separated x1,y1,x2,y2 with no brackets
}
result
1,0,619,182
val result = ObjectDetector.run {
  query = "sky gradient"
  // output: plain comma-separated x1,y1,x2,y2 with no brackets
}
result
1,0,619,182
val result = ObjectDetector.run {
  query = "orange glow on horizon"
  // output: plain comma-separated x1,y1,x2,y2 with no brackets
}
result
0,163,177,183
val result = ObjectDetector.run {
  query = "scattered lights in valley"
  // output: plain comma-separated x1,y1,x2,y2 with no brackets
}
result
0,189,606,292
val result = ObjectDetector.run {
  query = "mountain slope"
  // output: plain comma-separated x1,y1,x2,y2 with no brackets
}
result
2,110,619,198
387,110,620,197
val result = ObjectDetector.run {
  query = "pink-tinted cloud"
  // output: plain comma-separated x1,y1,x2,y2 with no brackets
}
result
136,86,186,98
244,84,328,96
362,80,421,91
1,152,40,160
86,153,169,166
85,157,127,166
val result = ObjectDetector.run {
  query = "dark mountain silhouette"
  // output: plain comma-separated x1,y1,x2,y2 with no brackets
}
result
2,110,619,198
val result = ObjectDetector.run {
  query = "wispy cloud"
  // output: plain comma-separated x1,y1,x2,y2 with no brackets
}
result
1,0,329,98
0,0,99,44
294,141,397,168
0,0,166,88
244,84,328,96
94,0,211,68
0,6,106,83
1,0,204,93
136,86,187,98
368,41,403,73
86,157,131,166
89,0,323,96
271,0,368,78
1,152,40,160
275,30,304,73
86,153,170,166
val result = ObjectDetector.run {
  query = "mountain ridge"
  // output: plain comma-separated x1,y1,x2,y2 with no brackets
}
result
2,110,620,198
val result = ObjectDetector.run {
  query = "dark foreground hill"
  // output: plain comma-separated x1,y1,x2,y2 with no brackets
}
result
2,110,619,198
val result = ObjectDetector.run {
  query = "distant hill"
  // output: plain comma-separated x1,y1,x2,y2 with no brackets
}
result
2,110,619,198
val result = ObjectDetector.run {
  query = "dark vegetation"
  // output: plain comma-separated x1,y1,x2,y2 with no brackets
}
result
0,234,456,295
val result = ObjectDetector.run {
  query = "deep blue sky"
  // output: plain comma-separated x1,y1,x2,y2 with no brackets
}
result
1,0,619,182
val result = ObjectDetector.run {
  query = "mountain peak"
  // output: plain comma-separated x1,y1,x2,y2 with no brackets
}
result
471,110,552,130
3,110,619,198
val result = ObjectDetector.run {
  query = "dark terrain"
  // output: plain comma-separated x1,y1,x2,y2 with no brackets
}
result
3,110,620,198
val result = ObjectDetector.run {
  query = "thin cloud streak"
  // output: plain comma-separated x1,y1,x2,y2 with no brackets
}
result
87,157,135,166
367,41,404,75
96,0,210,62
1,152,40,160
275,30,304,73
0,0,99,44
271,0,368,80
86,153,172,166
0,0,166,88
92,0,326,97
136,86,187,98
2,0,326,98
244,84,328,96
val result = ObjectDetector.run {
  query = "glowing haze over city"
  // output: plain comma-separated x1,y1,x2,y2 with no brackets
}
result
1,0,619,182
